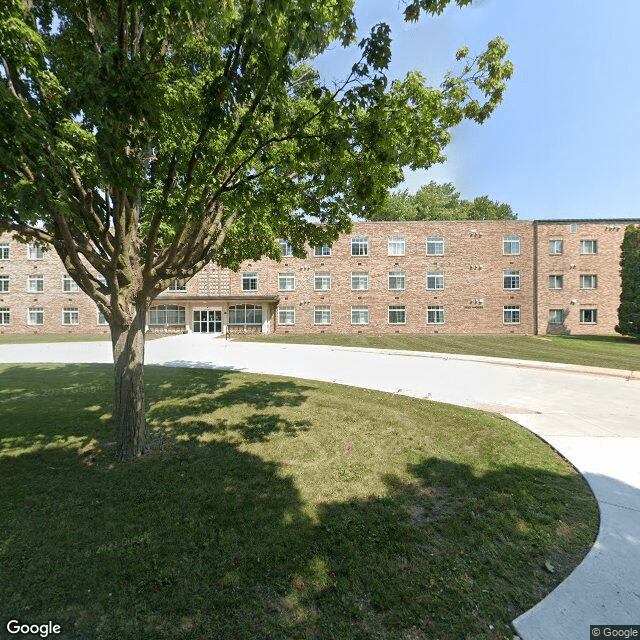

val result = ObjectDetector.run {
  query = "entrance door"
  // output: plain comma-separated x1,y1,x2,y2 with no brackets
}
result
193,309,222,333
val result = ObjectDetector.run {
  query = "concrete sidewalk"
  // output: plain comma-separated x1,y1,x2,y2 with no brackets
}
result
1,335,639,639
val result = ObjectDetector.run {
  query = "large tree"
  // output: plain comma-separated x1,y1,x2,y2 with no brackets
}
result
0,0,512,459
616,225,640,338
368,181,516,220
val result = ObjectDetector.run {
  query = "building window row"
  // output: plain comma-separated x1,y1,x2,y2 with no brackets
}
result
277,305,525,326
548,239,599,255
549,308,597,325
270,270,525,292
0,274,83,293
0,307,109,327
276,235,526,259
0,236,605,269
548,274,598,289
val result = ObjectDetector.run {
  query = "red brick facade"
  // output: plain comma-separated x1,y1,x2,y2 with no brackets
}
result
1,219,638,337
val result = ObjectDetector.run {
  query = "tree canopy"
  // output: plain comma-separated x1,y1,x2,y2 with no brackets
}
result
0,0,513,458
367,181,516,221
616,225,640,338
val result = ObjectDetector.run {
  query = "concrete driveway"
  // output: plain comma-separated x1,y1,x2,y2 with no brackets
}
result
1,334,639,639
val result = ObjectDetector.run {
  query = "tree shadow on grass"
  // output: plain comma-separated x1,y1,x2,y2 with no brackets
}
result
0,364,601,639
0,365,314,456
0,437,600,640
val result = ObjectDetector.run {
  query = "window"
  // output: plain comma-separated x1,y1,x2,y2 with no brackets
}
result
0,243,9,260
63,275,80,292
148,305,186,325
168,279,187,291
549,309,564,325
278,272,295,291
28,275,44,292
580,274,597,289
503,235,521,255
570,223,578,233
0,308,9,325
28,243,44,259
63,308,79,325
427,306,445,324
278,239,293,257
580,240,598,255
549,275,563,290
228,304,262,325
388,305,406,324
351,306,369,325
28,307,43,325
242,272,258,291
503,271,520,289
426,236,444,256
0,275,9,292
97,310,108,326
388,236,405,256
503,305,520,324
426,272,444,290
549,239,563,255
388,271,405,290
314,305,331,325
313,244,331,257
278,307,295,325
97,274,108,288
351,272,369,290
351,237,368,256
580,309,597,324
314,272,331,290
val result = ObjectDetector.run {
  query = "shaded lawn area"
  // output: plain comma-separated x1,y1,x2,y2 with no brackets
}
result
238,333,640,371
0,365,597,640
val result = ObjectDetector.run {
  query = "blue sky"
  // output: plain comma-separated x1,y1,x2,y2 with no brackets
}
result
315,0,640,221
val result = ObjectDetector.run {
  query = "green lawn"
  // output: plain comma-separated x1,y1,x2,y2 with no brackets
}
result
0,364,597,639
238,333,640,371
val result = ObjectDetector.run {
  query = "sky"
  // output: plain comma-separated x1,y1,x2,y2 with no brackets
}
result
314,0,640,221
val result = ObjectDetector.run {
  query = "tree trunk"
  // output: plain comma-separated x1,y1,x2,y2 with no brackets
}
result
111,302,149,460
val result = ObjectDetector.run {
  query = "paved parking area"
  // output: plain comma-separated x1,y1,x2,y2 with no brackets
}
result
2,334,639,639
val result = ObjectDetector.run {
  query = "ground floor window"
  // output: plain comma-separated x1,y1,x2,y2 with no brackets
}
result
278,306,295,325
62,308,79,325
580,308,597,324
149,305,186,325
28,307,43,325
314,305,331,325
0,308,9,325
228,304,262,325
351,306,369,325
427,306,445,324
97,309,108,325
503,305,520,324
388,305,406,324
548,309,564,324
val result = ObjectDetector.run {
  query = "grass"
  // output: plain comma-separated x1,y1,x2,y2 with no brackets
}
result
0,364,598,640
237,333,640,371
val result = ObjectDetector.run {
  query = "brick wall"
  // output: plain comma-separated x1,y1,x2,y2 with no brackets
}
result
240,220,536,335
535,221,636,335
0,233,109,336
2,219,638,336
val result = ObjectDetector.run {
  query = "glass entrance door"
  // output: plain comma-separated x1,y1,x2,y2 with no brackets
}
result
193,309,222,333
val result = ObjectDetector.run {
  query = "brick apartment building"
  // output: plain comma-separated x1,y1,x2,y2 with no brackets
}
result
1,218,638,337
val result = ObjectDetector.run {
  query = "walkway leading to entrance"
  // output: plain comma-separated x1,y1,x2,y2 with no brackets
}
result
1,334,639,640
